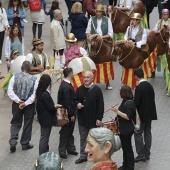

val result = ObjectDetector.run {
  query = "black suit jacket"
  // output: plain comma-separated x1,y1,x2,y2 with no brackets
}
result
36,91,57,127
57,80,76,118
134,81,157,122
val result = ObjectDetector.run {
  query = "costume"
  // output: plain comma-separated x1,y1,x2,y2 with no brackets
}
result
50,19,66,55
57,79,77,156
36,91,57,155
91,161,117,170
116,0,133,15
86,15,114,84
134,80,157,160
116,99,136,170
153,18,170,31
76,84,104,159
8,72,38,148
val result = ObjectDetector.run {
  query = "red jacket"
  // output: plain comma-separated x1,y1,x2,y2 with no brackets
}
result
83,0,97,18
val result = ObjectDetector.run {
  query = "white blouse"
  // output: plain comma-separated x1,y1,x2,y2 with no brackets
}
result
0,8,9,32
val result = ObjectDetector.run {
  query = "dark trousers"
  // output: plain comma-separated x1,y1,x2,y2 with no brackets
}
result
120,131,134,170
9,103,35,147
78,124,89,159
0,31,5,60
32,23,43,39
58,121,76,155
65,0,74,14
134,121,152,158
39,126,52,155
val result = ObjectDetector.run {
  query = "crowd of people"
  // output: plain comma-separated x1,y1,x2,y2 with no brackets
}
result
0,0,169,169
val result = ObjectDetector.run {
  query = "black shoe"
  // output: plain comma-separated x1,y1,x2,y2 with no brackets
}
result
10,145,16,153
135,156,146,162
75,158,87,164
22,144,34,150
145,156,150,160
67,151,78,155
118,165,128,170
60,154,67,159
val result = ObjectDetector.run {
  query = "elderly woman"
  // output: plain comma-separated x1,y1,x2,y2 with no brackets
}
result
33,152,63,170
112,85,136,170
85,127,121,170
69,2,88,48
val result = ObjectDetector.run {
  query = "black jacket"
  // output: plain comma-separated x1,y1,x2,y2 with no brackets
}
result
36,91,57,127
57,81,76,118
134,81,157,122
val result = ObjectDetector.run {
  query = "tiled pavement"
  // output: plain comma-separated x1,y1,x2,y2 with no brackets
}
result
0,1,170,170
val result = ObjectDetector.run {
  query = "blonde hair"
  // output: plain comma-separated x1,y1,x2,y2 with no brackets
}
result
71,2,82,14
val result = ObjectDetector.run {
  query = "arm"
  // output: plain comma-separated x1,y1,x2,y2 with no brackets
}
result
96,88,104,121
6,7,14,19
5,37,10,58
22,38,25,55
44,53,50,69
134,87,141,111
85,1,96,16
153,21,159,31
80,47,88,57
112,106,129,120
52,25,59,50
136,28,147,48
124,27,129,40
18,8,26,19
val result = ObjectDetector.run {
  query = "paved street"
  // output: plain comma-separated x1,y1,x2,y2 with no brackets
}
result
0,1,170,170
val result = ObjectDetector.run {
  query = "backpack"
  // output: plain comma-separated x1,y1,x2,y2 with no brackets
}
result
29,0,41,11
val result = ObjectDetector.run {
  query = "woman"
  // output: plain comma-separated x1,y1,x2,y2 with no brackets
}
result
5,24,24,70
36,74,62,155
0,1,9,64
70,2,88,48
112,85,136,170
44,0,64,25
28,0,46,40
85,127,121,170
6,0,26,36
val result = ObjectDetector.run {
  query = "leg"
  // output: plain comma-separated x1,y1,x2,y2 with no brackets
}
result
9,103,23,146
78,124,89,159
20,104,35,147
65,0,73,14
0,31,5,61
106,81,113,90
144,121,152,159
134,122,146,158
32,23,37,39
38,24,43,39
39,126,52,155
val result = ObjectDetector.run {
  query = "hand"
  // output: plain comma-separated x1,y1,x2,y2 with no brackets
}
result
19,102,26,109
17,14,20,17
0,73,4,79
37,65,43,71
70,116,75,122
111,106,118,113
55,104,62,108
6,60,10,68
96,120,102,127
18,100,24,104
77,103,84,109
14,13,17,17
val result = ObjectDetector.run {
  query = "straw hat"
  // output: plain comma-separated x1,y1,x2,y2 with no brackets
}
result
65,33,77,42
33,39,44,46
95,4,104,12
131,13,142,20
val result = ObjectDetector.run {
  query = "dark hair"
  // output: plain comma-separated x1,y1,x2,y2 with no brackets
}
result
120,85,133,100
8,0,23,8
50,0,60,11
36,74,52,100
134,68,144,78
9,24,22,43
22,61,31,72
63,67,73,78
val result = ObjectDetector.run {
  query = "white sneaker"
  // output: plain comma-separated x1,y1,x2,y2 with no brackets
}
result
0,60,2,64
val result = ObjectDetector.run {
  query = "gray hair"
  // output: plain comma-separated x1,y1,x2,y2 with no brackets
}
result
22,61,31,72
33,152,63,170
89,128,121,156
53,9,61,19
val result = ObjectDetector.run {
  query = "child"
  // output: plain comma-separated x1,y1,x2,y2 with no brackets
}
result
0,50,19,96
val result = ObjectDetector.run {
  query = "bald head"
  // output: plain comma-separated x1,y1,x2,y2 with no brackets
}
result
83,71,94,87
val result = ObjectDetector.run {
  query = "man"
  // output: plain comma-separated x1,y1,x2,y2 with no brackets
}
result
124,13,147,49
134,68,157,162
63,33,88,67
8,61,38,152
86,4,114,90
57,67,78,159
50,9,66,59
25,39,49,74
75,71,104,164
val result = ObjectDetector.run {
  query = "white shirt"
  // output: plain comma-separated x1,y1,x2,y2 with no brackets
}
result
25,52,49,68
139,79,146,83
62,47,88,65
153,19,170,31
8,75,38,106
64,79,71,84
117,0,133,10
0,8,9,32
124,26,147,48
86,17,113,38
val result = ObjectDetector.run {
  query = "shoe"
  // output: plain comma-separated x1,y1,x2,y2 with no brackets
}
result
118,165,128,170
10,145,16,153
67,151,78,155
145,156,150,160
22,144,34,150
75,158,87,164
135,155,146,162
0,60,2,64
60,154,67,159
106,85,113,90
